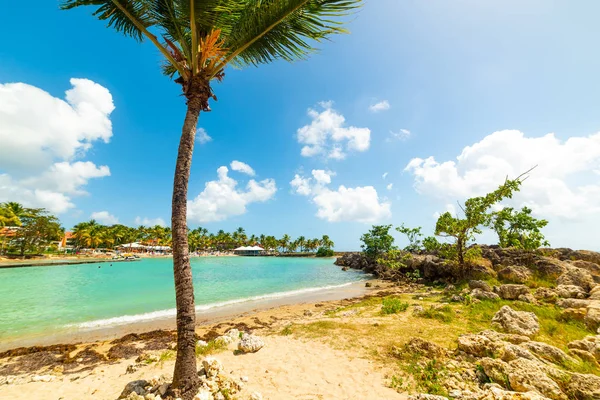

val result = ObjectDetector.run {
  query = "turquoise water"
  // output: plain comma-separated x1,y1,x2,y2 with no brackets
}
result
0,257,366,343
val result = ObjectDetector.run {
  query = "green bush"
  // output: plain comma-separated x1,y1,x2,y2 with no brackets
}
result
381,297,409,314
316,247,334,257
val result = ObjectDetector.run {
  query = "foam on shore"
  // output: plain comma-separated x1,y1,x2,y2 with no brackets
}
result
69,282,355,330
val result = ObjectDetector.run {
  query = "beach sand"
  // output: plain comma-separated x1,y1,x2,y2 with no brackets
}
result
0,280,408,400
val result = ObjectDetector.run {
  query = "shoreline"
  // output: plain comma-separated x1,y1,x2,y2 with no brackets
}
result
0,279,373,352
0,254,340,269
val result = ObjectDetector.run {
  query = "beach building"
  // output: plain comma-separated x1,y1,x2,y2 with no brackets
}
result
233,245,264,256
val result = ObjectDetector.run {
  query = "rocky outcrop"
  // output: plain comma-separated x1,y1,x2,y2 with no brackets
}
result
237,333,264,354
533,288,558,303
472,288,501,300
119,359,245,400
470,280,493,292
568,335,600,362
557,267,596,293
491,306,540,337
555,285,587,299
495,285,530,300
498,266,532,284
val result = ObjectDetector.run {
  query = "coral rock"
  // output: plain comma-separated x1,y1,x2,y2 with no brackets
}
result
491,306,540,337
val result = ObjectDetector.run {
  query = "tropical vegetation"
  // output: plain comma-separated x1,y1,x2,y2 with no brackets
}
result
360,173,550,276
0,202,334,256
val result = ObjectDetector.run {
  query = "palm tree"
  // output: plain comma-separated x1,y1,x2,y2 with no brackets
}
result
297,235,306,252
61,1,361,396
321,234,334,249
279,234,291,253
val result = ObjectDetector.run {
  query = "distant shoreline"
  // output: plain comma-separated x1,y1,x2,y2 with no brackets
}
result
0,253,343,269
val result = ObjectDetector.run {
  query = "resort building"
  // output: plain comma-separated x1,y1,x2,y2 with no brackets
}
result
233,245,265,256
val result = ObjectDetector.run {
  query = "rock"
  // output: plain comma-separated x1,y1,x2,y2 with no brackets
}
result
485,358,566,400
214,393,225,400
126,394,145,400
30,375,55,383
561,308,587,321
556,285,587,299
303,309,313,316
517,293,536,303
365,282,372,287
240,376,249,382
341,266,349,271
214,335,234,345
157,382,170,397
564,250,600,266
472,288,500,300
469,258,497,280
404,337,447,358
569,349,599,366
568,335,600,361
126,363,141,374
194,390,212,400
585,304,600,331
556,298,591,309
521,341,577,366
202,357,223,378
569,259,600,279
250,392,264,400
589,285,600,300
444,284,456,293
498,266,532,284
469,280,493,292
533,288,558,303
238,333,265,353
482,385,552,399
491,306,540,337
562,372,600,400
495,284,530,300
118,380,149,399
557,267,595,292
225,329,240,339
451,294,464,302
533,257,568,279
479,330,531,344
457,334,502,358
413,305,425,315
197,340,208,347
407,395,449,400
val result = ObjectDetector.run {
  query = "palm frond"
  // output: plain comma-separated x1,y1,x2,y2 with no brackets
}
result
217,0,362,72
60,0,155,41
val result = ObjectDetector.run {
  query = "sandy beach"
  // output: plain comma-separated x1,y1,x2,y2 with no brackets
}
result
0,279,407,400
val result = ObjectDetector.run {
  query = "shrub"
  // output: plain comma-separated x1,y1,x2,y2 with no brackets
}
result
316,247,334,257
381,297,409,315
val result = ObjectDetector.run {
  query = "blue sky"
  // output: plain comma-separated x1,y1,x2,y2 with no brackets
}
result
2,1,600,250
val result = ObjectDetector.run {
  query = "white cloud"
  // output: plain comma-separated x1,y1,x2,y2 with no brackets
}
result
196,128,212,144
368,100,390,113
405,129,600,219
135,216,167,227
387,183,393,191
389,129,411,141
0,79,113,213
296,102,371,160
290,170,391,223
91,211,119,225
230,160,255,176
382,172,388,179
188,164,276,223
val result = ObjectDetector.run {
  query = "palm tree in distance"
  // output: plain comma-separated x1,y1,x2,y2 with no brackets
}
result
61,1,362,397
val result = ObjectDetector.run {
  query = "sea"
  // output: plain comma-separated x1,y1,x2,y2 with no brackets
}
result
0,256,367,346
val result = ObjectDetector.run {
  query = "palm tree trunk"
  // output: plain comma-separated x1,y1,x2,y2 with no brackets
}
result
171,82,207,397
